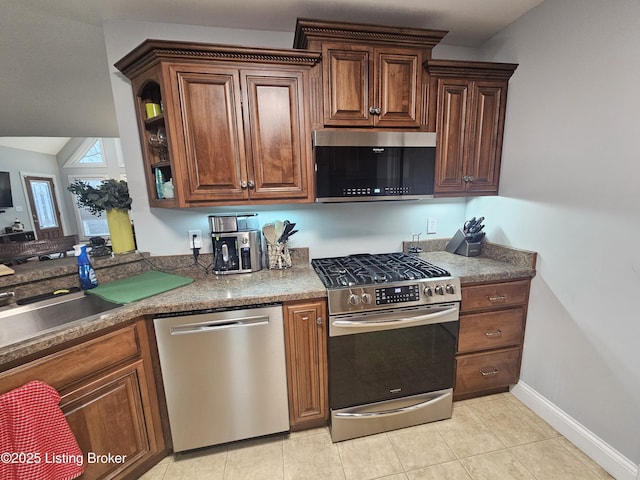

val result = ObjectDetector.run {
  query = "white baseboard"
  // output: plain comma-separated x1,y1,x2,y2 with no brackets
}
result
511,382,638,480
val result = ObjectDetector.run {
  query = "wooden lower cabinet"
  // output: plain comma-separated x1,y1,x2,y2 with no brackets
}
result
454,279,531,400
283,299,328,430
455,347,520,396
0,319,168,479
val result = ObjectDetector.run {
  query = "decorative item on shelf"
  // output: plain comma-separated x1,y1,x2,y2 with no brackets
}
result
154,168,165,199
67,179,135,254
145,102,162,119
149,127,168,162
162,178,174,199
263,220,297,269
11,218,24,232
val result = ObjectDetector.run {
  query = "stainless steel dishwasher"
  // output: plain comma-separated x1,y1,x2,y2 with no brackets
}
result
153,304,289,452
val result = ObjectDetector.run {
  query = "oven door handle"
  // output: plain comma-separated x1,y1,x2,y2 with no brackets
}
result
334,392,449,419
332,306,458,329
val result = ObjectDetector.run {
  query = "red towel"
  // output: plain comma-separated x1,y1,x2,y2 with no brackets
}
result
0,381,84,480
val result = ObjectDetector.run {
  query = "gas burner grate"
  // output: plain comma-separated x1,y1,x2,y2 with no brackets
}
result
311,252,451,288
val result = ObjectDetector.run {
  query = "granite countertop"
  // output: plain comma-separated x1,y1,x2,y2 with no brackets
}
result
419,251,536,284
0,263,326,367
0,241,536,367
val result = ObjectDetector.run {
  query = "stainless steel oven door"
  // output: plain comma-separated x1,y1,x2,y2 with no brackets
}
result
328,303,459,441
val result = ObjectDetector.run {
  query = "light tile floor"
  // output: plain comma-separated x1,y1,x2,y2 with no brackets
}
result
140,392,614,480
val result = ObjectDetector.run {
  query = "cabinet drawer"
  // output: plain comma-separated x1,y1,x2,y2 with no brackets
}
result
0,323,142,395
458,308,524,353
455,348,520,395
461,279,530,312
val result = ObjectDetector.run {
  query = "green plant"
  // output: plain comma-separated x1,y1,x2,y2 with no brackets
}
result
68,179,132,216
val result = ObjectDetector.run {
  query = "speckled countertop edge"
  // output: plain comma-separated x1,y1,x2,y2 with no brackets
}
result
0,264,326,366
0,243,535,367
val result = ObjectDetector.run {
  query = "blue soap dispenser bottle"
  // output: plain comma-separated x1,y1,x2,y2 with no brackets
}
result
74,244,98,290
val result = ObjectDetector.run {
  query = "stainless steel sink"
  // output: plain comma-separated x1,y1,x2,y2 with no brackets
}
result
0,291,122,348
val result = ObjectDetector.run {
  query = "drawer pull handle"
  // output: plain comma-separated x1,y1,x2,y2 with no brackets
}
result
480,367,499,376
484,329,502,337
487,295,507,302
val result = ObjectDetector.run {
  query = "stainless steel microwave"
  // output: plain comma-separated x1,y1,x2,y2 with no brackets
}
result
313,131,437,202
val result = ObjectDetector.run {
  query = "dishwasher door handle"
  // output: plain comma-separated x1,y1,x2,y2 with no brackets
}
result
170,315,269,335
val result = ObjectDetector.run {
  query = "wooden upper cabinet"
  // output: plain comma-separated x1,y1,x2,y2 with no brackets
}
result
115,40,321,207
426,60,518,196
242,70,309,200
294,18,448,130
322,44,422,127
376,50,422,127
172,66,248,203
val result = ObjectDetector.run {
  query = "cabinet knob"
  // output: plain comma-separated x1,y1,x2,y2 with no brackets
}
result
240,180,248,189
463,175,475,182
247,181,255,189
369,106,382,115
316,317,323,326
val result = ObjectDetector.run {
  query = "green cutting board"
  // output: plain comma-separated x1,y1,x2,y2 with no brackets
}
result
86,270,194,304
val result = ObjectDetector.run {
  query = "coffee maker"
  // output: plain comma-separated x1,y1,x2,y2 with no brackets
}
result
209,213,262,274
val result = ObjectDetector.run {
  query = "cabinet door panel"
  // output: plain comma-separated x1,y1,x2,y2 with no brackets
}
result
174,68,248,202
243,71,309,199
375,50,421,127
323,45,371,125
62,361,154,480
465,81,505,193
435,79,471,193
284,300,328,430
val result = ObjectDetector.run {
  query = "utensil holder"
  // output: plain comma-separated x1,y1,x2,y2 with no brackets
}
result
266,241,292,269
445,229,482,257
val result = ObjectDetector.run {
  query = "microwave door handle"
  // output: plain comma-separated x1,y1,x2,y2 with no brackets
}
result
332,306,458,329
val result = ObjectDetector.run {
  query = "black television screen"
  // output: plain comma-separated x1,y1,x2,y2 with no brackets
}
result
0,172,14,208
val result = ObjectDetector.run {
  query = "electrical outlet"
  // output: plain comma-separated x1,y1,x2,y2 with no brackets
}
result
427,217,438,234
188,230,202,249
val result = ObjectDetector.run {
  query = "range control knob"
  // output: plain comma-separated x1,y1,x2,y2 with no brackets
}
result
361,292,372,304
424,286,433,297
446,284,456,294
348,293,361,305
434,285,445,295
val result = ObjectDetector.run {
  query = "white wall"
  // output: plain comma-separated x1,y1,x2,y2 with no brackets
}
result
471,0,640,472
0,146,74,235
102,20,473,258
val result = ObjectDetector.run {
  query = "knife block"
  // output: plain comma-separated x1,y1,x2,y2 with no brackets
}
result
445,229,482,257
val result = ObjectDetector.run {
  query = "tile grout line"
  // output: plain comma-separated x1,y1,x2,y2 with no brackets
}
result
383,431,410,477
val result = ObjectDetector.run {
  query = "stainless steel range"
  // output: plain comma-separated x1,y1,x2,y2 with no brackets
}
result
311,252,461,442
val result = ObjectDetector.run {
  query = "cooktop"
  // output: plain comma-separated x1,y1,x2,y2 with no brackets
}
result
311,252,451,289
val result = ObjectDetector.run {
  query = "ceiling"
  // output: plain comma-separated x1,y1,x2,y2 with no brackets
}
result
1,0,543,140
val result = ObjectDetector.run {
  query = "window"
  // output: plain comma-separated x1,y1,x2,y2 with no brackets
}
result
62,138,127,240
77,140,104,164
69,177,110,238
64,139,106,168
